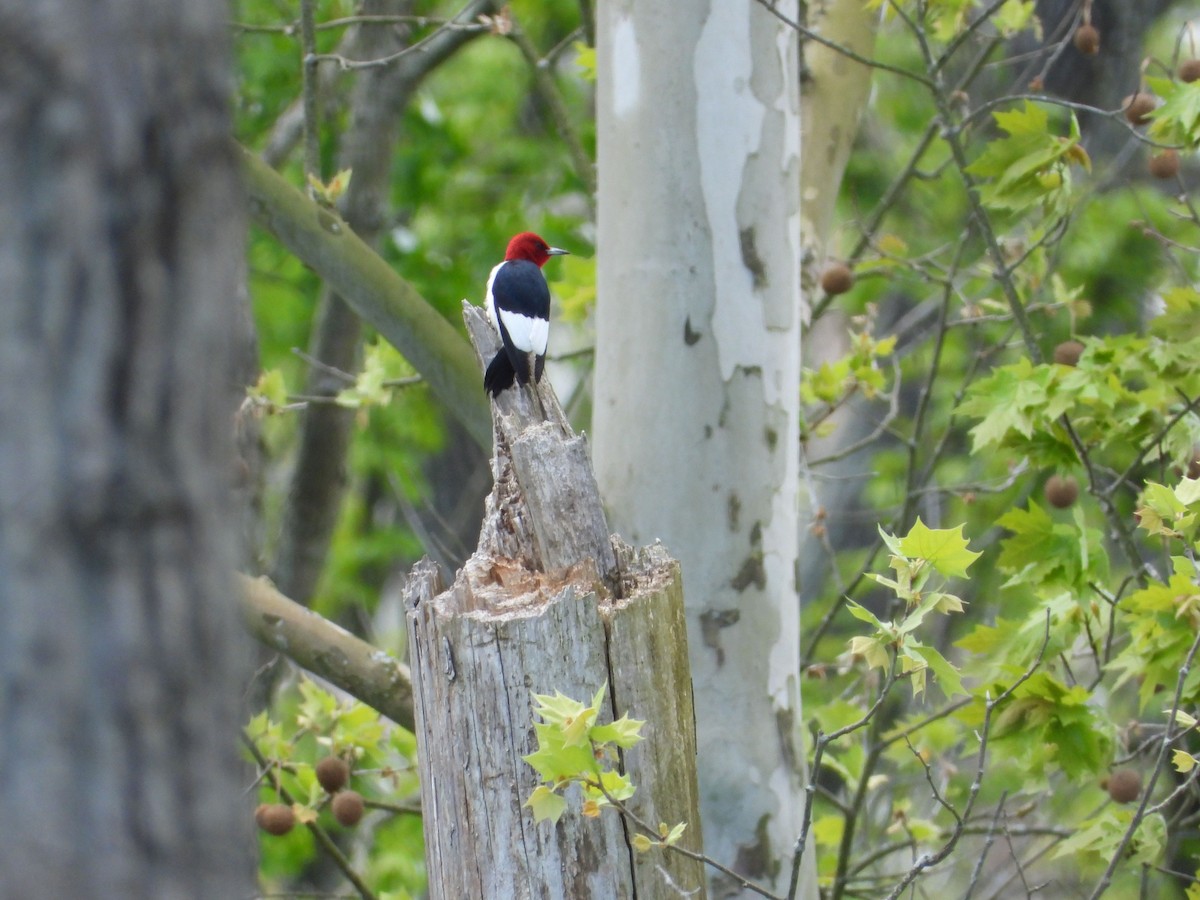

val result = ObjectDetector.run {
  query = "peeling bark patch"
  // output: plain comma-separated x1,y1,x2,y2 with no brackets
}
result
700,608,740,667
733,814,779,883
683,315,702,346
764,427,778,452
738,226,767,289
727,492,740,532
730,552,765,592
775,707,797,772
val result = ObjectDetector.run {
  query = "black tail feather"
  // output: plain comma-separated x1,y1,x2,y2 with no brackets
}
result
484,351,516,397
485,347,546,398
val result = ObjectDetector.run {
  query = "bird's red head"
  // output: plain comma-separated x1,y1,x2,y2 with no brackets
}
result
505,231,569,267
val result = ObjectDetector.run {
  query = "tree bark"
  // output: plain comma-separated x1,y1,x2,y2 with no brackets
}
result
594,2,810,895
405,307,706,899
0,1,251,897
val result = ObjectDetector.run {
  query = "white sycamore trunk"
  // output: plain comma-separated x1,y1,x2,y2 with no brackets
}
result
594,2,811,895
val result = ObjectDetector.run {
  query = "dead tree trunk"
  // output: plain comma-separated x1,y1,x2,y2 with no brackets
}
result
405,306,706,900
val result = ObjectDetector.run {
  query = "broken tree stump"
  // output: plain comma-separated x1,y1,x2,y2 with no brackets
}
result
404,304,705,899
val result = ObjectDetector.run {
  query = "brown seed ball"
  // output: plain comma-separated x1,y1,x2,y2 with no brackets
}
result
1053,340,1085,366
1073,23,1100,56
1149,149,1181,179
1180,59,1200,83
1107,768,1142,804
256,803,296,836
1044,474,1079,509
1123,92,1156,126
315,756,350,794
1187,447,1200,479
820,262,854,296
332,790,365,827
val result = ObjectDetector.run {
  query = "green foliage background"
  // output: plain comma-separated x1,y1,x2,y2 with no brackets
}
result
234,1,1200,897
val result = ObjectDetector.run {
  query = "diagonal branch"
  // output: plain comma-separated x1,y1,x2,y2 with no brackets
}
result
238,573,415,731
240,146,491,448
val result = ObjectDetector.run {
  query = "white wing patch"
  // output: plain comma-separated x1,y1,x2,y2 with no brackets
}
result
485,262,503,333
498,308,548,355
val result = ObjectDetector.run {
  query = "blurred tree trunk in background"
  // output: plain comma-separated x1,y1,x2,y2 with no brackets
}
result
1025,0,1183,167
0,1,252,896
594,1,813,895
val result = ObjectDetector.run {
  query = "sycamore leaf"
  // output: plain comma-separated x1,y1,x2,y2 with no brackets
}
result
590,681,609,712
1173,749,1197,774
965,102,1084,214
522,735,595,783
584,769,636,805
909,642,967,698
1148,77,1200,143
898,649,929,697
531,689,591,729
849,635,891,671
898,518,981,578
663,822,688,846
525,785,568,824
591,715,645,749
1167,708,1198,729
631,833,654,853
1051,811,1124,861
846,599,888,631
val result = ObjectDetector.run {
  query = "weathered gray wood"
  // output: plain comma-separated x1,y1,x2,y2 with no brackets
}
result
464,303,617,585
605,542,706,894
407,558,632,900
405,307,706,900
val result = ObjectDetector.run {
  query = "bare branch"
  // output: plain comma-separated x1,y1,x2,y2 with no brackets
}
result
237,574,415,731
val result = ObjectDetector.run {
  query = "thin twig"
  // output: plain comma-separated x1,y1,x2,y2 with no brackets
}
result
507,23,596,200
756,0,934,88
786,658,901,899
300,0,321,183
881,613,1051,899
587,778,783,900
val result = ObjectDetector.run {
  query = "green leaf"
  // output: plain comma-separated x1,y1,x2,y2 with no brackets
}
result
662,822,688,846
849,634,891,671
573,41,597,82
898,518,981,578
1148,78,1200,144
591,715,645,749
249,368,289,409
531,689,591,729
846,599,887,631
525,785,568,824
631,833,654,853
909,642,966,698
965,102,1084,214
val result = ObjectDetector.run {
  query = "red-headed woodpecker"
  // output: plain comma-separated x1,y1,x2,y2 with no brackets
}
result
483,231,569,397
